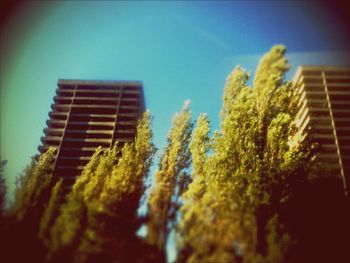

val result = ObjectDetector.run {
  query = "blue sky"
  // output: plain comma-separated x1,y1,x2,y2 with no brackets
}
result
1,2,349,259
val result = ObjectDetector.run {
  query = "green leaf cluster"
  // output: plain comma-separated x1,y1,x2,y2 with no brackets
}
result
147,102,193,254
12,147,57,221
46,111,155,261
177,45,312,263
4,44,347,263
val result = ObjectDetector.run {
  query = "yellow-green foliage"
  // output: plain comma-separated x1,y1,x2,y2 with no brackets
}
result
49,147,103,254
72,146,104,195
253,44,289,116
49,111,155,261
220,65,250,120
147,102,193,250
75,112,155,261
177,45,310,263
96,110,156,210
12,147,56,221
267,113,291,166
83,144,119,204
39,178,64,247
177,113,211,263
190,113,210,177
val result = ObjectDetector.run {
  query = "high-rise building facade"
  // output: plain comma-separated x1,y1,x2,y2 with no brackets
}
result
293,66,350,193
38,79,145,185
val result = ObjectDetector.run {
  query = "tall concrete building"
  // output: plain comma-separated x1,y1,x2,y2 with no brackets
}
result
38,79,145,184
293,66,350,193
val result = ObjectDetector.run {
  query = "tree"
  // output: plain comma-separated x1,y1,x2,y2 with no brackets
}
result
3,148,57,262
11,147,57,221
147,101,193,260
0,159,7,216
75,110,156,262
48,147,103,260
39,178,64,249
48,111,156,262
196,67,259,262
176,113,211,263
176,45,314,263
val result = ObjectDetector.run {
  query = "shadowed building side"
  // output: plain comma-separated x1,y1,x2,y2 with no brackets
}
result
292,66,350,194
37,79,145,185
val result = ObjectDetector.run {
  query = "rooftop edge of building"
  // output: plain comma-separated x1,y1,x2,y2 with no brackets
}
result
58,79,143,87
57,79,146,111
292,65,350,83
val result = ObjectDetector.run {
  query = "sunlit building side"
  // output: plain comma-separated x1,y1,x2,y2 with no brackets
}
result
292,66,350,194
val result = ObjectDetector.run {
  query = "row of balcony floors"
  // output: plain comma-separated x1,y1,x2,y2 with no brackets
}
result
39,113,140,184
56,84,141,94
295,89,350,126
53,95,140,106
51,103,141,115
299,82,350,88
37,82,144,185
289,129,350,185
295,114,350,151
296,114,350,137
38,137,132,185
46,118,137,130
41,130,135,145
292,119,350,184
52,85,143,110
54,87,143,108
39,117,138,172
291,67,350,186
57,83,142,90
295,89,350,108
293,73,350,179
49,110,137,121
294,72,350,85
295,89,350,137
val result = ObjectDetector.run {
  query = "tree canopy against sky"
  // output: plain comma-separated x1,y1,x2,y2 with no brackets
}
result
147,102,193,259
1,1,349,201
175,45,318,263
1,44,349,263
